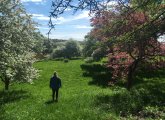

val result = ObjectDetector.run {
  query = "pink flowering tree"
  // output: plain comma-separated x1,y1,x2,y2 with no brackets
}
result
90,3,165,90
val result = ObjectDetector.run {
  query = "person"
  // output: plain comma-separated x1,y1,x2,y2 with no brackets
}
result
50,71,62,102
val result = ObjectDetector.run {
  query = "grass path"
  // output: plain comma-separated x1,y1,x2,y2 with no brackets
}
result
0,60,116,120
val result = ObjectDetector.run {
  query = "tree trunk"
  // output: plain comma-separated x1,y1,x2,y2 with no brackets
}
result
4,77,10,90
127,59,140,90
1,75,10,90
127,67,133,90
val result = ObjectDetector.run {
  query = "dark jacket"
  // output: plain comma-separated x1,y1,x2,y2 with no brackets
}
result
50,76,61,90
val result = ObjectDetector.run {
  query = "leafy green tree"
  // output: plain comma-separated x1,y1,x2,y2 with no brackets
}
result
92,48,107,61
42,39,53,55
51,40,81,59
64,40,81,59
0,0,38,90
51,46,65,58
83,35,108,61
82,35,97,57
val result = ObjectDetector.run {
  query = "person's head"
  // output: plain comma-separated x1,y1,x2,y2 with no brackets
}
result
54,71,57,77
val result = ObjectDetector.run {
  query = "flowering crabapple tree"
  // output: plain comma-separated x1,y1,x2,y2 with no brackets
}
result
90,1,165,90
0,0,39,90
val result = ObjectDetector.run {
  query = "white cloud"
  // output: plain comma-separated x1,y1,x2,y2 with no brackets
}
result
57,11,91,24
37,16,50,20
55,17,66,23
30,13,49,20
74,11,90,20
65,8,72,11
75,25,93,29
35,26,49,30
53,11,91,24
107,1,118,6
101,1,118,11
21,0,43,2
30,13,66,22
21,0,46,5
48,33,86,41
30,11,91,25
101,1,118,6
31,13,44,17
39,25,91,40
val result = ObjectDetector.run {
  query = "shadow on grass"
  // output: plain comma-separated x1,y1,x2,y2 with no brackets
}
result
80,63,112,87
0,90,29,120
0,90,29,106
45,100,56,104
94,68,165,118
69,57,82,60
141,69,165,78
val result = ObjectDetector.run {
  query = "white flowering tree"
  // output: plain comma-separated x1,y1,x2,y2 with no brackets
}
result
0,0,38,90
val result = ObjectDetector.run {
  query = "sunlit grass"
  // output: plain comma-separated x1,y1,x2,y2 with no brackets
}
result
0,60,116,120
0,59,165,120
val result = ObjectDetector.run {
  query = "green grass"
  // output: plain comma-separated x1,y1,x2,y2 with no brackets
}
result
0,59,165,120
0,60,116,120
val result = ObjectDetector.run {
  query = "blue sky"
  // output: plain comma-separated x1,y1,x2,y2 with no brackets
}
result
20,0,165,42
21,0,93,41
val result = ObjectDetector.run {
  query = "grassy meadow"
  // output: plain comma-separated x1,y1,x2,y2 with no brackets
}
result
0,59,165,120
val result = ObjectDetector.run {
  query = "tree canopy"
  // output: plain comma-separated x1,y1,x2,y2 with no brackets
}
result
0,0,38,90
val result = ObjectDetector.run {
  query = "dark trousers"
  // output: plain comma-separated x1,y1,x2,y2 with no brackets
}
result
52,89,59,101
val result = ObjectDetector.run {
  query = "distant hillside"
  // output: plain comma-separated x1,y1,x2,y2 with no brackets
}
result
51,39,67,42
50,38,84,44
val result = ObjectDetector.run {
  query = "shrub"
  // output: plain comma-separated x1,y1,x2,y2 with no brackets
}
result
51,47,65,59
50,40,82,59
80,63,110,72
54,58,64,61
84,57,94,63
63,59,69,63
64,40,81,59
92,48,106,61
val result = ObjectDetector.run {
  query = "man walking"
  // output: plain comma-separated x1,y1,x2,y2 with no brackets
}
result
50,71,62,102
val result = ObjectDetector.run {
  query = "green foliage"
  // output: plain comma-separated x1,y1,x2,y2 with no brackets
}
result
139,106,165,119
82,35,97,57
81,63,110,73
84,57,94,63
51,40,81,59
94,67,165,119
92,48,106,61
51,46,65,58
42,39,67,56
43,39,53,55
64,40,81,58
82,35,107,62
81,63,112,87
63,59,69,63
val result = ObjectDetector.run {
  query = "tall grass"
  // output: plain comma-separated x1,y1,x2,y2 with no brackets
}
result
0,60,116,120
0,60,165,120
